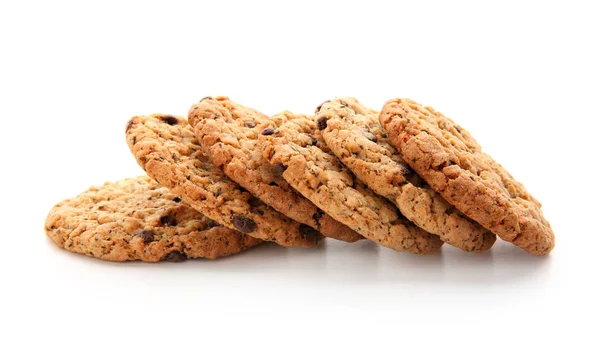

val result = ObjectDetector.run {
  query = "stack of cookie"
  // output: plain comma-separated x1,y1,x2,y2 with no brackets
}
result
45,97,555,262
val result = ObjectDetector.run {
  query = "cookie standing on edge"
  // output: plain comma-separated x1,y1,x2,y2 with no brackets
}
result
258,111,443,254
45,176,262,262
188,96,362,243
126,114,322,248
380,98,555,255
317,98,495,252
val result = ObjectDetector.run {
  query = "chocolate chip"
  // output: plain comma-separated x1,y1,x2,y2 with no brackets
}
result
315,100,331,113
163,251,187,262
199,96,213,102
215,187,222,197
125,118,134,132
454,125,462,133
316,116,329,130
172,196,181,203
231,215,256,233
364,132,377,143
309,136,318,146
448,160,457,166
312,209,324,226
248,196,263,208
139,230,154,243
261,127,275,136
160,115,178,125
244,121,256,128
299,224,319,244
160,214,177,226
268,182,278,186
205,219,220,229
273,162,288,176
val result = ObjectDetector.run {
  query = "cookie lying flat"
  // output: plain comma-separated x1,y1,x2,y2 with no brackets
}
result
45,176,262,262
126,114,322,248
380,98,554,255
258,111,443,254
317,98,495,252
188,96,362,243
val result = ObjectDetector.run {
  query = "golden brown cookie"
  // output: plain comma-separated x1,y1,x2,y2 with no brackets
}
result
126,114,322,248
380,98,554,255
188,96,362,243
317,98,495,252
45,176,262,262
258,111,443,254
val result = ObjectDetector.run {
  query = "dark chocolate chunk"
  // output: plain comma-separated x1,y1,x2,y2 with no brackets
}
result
160,214,177,226
244,121,256,128
315,100,331,113
139,230,154,243
160,115,179,126
316,116,329,130
312,209,324,226
299,224,319,244
172,196,181,203
261,127,275,136
364,131,377,143
163,251,187,262
215,187,222,197
231,215,256,233
248,196,263,208
125,118,134,132
273,162,288,176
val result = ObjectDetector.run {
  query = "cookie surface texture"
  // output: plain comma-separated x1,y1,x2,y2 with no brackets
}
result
188,96,362,243
45,176,262,262
380,98,554,255
318,98,495,252
259,111,443,254
126,114,322,248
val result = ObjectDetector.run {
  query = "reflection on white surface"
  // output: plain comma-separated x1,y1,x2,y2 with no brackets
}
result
44,237,552,286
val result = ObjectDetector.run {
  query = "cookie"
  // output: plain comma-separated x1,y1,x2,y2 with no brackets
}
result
380,98,555,255
258,111,443,254
45,176,262,262
188,96,362,243
317,98,495,252
126,114,322,248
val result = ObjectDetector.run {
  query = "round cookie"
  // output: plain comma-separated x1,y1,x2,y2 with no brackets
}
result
317,98,495,252
380,98,555,255
188,96,362,243
45,176,262,262
258,111,443,254
126,114,322,248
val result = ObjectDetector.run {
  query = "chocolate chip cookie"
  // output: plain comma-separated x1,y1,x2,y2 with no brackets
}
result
317,98,495,252
258,111,443,254
126,114,322,248
45,176,262,262
380,98,554,255
188,96,362,243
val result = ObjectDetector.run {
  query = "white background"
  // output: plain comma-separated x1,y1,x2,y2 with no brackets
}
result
1,0,598,338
